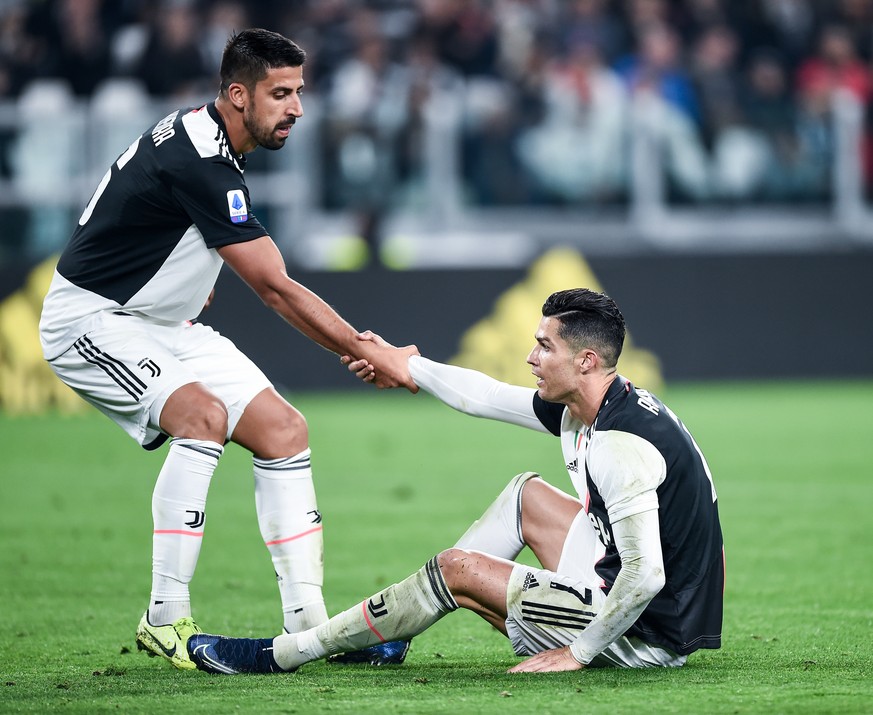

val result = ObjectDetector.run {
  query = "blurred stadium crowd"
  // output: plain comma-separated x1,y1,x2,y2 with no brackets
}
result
0,0,871,253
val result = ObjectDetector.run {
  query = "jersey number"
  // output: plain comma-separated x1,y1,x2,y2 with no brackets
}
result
78,137,141,226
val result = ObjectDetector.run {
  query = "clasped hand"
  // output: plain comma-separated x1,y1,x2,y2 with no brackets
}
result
341,330,419,392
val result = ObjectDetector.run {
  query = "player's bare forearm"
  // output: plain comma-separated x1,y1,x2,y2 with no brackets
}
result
219,238,418,390
220,237,348,348
507,646,584,673
274,295,418,390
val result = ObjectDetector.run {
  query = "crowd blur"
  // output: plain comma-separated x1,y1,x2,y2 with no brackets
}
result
1,0,872,251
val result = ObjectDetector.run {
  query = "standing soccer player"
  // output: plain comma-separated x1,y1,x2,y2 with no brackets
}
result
185,288,724,674
39,28,417,670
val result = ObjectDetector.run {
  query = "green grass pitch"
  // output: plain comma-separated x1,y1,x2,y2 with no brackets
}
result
1,381,872,714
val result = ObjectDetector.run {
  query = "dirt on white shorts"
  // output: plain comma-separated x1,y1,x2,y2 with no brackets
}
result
47,311,272,449
504,563,687,668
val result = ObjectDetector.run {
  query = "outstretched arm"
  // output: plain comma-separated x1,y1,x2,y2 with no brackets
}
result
409,356,548,432
343,332,548,432
219,237,418,391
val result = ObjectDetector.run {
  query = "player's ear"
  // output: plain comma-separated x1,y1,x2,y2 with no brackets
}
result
578,349,597,373
226,82,249,110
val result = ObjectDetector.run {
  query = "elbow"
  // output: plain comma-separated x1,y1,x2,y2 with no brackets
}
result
260,287,284,312
642,565,666,600
254,278,287,312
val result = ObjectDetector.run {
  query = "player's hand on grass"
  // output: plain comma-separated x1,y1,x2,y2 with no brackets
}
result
341,330,420,392
507,646,584,673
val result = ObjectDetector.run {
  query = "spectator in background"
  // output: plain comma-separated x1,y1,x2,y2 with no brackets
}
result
824,0,873,62
400,34,465,202
517,41,628,203
0,2,39,192
797,24,872,199
736,50,805,200
796,24,872,106
323,11,412,263
492,0,552,82
614,22,700,125
621,0,673,41
558,0,628,64
281,0,357,87
0,54,29,257
1,2,46,93
614,23,709,200
469,8,550,206
46,0,111,97
690,24,742,147
755,0,817,70
133,0,210,100
0,0,866,222
200,1,250,75
415,0,499,78
678,0,735,41
689,23,756,201
463,74,530,206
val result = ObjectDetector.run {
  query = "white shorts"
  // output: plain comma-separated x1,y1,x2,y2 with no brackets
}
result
505,564,687,668
47,311,272,449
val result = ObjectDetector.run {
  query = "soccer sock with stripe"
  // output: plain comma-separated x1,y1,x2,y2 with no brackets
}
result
253,449,328,633
149,438,222,626
272,556,458,671
452,471,537,559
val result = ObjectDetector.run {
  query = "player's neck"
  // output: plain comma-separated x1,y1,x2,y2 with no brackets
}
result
566,372,615,426
214,96,254,155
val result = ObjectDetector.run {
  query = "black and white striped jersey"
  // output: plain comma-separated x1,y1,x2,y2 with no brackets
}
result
534,376,724,656
40,102,266,359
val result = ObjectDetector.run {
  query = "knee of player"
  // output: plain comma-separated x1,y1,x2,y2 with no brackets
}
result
435,548,475,591
189,399,229,441
269,405,309,454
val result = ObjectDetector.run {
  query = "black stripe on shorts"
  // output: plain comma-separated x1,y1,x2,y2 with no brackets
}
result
74,336,147,401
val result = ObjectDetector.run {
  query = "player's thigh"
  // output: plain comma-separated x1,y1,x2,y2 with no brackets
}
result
49,321,199,448
521,478,584,571
171,322,273,441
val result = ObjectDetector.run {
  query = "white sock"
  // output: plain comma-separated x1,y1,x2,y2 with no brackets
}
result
453,471,537,559
254,449,328,633
149,438,222,625
272,556,457,671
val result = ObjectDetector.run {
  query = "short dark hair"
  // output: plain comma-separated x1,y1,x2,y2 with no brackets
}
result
219,28,306,94
542,288,626,368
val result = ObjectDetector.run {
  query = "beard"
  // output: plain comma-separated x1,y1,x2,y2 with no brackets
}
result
243,105,293,151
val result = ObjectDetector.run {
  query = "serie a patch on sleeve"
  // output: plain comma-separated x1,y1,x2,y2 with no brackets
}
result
226,189,248,223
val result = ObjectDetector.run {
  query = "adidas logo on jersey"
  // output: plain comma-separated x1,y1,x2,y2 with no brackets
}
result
522,572,539,591
566,458,578,473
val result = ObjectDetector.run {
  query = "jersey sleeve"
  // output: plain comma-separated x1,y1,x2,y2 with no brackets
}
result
171,156,267,248
568,508,666,665
586,430,665,522
408,356,550,433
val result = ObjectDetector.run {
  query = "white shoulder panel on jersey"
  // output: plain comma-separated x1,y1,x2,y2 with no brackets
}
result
181,107,241,170
586,429,665,523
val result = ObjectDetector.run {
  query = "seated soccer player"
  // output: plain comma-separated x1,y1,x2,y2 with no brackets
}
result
186,289,724,674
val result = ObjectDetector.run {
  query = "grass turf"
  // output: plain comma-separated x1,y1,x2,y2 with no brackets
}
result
1,381,871,714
